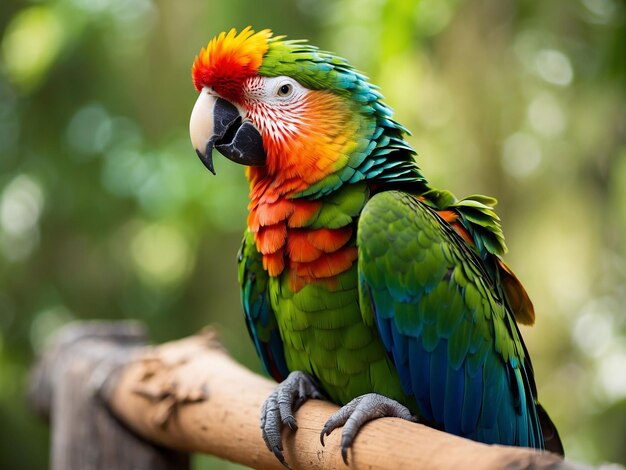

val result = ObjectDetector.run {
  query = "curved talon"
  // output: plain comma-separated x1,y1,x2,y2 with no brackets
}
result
272,445,291,469
283,415,298,431
260,371,324,466
341,446,350,466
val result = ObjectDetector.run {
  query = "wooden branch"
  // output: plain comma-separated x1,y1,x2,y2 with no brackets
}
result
28,322,189,470
30,321,579,470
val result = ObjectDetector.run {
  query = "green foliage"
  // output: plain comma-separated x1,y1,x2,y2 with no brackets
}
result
0,0,625,467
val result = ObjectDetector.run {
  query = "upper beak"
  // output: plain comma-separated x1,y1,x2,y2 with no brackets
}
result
189,88,266,175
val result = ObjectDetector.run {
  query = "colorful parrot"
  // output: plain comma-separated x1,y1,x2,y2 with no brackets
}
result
189,27,563,464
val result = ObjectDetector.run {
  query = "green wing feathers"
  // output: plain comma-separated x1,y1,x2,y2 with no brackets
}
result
357,190,544,447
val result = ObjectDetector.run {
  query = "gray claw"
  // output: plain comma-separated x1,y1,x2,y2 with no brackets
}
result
260,371,324,466
321,393,416,465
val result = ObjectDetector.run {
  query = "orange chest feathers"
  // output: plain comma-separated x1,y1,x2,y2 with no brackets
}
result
247,196,358,292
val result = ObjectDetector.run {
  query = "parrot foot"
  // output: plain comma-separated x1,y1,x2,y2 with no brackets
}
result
260,371,325,468
320,393,416,465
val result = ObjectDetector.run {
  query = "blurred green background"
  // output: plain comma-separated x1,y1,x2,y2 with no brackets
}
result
1,0,625,468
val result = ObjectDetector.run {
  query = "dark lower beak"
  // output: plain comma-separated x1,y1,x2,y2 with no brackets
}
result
191,95,266,175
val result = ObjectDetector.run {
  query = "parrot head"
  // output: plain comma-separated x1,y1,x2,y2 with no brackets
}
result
189,27,271,174
189,27,403,189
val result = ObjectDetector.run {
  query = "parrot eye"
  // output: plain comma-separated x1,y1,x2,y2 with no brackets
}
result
258,77,303,102
277,83,293,97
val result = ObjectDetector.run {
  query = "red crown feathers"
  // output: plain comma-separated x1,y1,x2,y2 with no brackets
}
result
192,27,272,103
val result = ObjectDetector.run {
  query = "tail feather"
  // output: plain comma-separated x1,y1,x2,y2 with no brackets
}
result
537,403,565,456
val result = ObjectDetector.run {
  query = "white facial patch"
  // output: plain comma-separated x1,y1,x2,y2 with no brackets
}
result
243,76,310,143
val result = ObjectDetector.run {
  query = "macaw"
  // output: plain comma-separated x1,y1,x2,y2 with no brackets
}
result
189,27,563,464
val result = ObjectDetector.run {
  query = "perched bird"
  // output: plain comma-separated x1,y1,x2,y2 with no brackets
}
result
189,27,563,464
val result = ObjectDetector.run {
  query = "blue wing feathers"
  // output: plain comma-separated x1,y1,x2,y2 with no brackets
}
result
408,338,435,423
429,341,448,425
375,313,394,352
480,359,505,428
239,233,290,382
443,353,466,435
390,323,412,394
461,366,483,434
390,322,409,367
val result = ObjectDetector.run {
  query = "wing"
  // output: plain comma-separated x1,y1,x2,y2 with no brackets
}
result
238,230,289,382
427,190,536,327
357,191,544,448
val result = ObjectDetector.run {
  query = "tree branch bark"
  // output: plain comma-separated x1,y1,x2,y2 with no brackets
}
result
30,321,579,470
